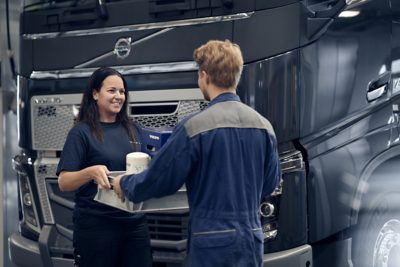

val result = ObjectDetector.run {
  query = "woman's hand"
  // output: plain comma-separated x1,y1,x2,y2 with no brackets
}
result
87,165,111,189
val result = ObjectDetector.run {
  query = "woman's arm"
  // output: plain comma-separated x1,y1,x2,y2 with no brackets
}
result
58,165,111,192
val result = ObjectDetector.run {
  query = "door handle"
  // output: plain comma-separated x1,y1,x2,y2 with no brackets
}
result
311,0,347,18
367,71,391,102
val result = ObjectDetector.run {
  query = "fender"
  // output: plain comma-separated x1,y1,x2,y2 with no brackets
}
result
351,143,400,225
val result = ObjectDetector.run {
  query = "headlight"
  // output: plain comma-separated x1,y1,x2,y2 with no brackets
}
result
261,193,281,241
19,174,40,233
13,155,41,236
261,150,304,242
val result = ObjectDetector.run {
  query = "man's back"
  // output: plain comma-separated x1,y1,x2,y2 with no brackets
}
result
182,92,280,266
184,93,280,221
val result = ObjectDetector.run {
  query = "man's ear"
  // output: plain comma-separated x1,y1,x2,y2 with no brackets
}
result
200,70,210,85
205,75,210,85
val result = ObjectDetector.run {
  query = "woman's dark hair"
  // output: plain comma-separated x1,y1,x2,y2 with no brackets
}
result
78,67,138,146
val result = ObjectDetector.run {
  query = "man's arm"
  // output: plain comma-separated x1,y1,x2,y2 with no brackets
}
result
262,134,281,198
114,125,194,203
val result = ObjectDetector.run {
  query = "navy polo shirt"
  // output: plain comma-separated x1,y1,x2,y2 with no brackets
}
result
57,121,143,221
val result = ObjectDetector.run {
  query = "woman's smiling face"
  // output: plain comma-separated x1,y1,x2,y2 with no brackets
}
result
92,75,126,122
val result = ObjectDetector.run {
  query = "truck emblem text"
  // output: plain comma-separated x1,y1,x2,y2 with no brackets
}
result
149,135,160,140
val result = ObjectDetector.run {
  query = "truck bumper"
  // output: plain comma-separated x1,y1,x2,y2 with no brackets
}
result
8,232,73,267
10,231,312,267
263,244,313,267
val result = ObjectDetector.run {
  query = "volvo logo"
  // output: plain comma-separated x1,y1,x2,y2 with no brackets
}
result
114,37,132,59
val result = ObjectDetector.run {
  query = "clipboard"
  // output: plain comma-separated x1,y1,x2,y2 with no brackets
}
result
94,171,189,213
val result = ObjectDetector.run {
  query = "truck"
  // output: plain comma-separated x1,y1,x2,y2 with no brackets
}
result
8,0,400,266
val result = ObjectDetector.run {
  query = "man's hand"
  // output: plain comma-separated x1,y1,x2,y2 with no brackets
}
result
113,175,125,202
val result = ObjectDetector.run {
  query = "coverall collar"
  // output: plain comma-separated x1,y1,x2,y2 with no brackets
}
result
209,92,241,107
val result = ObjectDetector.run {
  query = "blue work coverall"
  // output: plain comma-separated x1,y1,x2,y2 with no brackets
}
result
120,92,281,267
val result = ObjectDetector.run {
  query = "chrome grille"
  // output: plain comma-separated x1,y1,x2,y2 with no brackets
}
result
133,100,208,128
34,158,59,224
31,93,207,150
147,213,189,241
135,114,178,128
32,104,77,151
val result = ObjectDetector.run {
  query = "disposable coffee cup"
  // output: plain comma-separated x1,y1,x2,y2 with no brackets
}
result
126,152,151,175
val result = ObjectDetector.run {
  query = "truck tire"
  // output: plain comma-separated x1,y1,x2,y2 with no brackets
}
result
352,192,400,267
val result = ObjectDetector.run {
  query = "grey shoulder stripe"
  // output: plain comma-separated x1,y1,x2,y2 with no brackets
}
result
184,101,276,138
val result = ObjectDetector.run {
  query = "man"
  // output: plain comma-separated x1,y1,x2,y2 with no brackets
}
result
113,40,281,266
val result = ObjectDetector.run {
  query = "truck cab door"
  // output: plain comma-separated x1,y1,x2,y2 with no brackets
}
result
301,0,393,246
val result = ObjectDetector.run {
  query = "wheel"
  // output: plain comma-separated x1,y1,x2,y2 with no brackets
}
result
352,192,400,267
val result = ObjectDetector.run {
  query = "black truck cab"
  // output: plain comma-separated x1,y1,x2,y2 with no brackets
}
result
9,1,400,266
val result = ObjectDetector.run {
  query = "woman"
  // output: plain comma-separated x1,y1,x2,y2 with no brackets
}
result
57,67,152,267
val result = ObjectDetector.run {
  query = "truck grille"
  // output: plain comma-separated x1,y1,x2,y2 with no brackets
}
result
132,100,208,128
147,213,189,241
31,104,76,151
34,158,59,224
31,93,207,150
